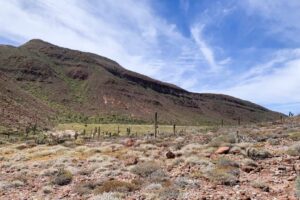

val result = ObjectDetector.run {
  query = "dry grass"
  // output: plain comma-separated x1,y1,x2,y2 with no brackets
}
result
52,168,73,186
206,158,240,186
56,123,206,135
94,180,138,194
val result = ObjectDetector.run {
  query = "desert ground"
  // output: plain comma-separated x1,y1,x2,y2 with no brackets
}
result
1,118,300,200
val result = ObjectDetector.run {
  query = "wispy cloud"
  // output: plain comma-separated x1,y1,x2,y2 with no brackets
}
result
191,24,230,73
0,0,300,114
0,0,199,84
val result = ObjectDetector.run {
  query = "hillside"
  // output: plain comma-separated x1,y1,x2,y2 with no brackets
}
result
0,39,283,128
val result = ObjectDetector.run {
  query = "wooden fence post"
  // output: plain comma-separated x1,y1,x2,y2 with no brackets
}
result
173,124,176,136
154,112,158,138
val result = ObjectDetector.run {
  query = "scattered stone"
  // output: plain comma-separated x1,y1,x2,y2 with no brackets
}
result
124,157,138,166
123,139,135,147
166,151,176,159
215,146,230,154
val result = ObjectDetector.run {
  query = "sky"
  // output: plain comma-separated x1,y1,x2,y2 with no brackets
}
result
0,0,300,115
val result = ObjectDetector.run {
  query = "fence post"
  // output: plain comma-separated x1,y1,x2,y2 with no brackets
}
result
154,112,158,138
173,124,176,136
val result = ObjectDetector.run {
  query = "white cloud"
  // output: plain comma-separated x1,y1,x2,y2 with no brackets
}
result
244,0,300,43
191,25,220,72
1,0,299,114
0,0,202,87
219,57,300,113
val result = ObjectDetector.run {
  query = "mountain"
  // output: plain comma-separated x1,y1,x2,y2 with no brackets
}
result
0,39,283,129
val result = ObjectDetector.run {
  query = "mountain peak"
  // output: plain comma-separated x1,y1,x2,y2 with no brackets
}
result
21,39,54,48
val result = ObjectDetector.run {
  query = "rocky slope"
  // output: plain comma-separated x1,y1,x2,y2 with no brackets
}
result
1,117,300,199
0,39,283,128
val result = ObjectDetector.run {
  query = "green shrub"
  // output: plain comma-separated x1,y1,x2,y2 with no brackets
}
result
53,168,73,186
35,133,47,144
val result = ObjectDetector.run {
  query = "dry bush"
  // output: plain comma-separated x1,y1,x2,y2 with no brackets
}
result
158,186,179,200
267,138,280,146
286,143,300,156
208,133,236,148
289,132,300,141
295,176,300,198
246,147,271,160
52,168,73,186
131,161,161,178
94,180,138,194
131,161,169,183
206,158,240,186
251,180,270,192
76,181,99,195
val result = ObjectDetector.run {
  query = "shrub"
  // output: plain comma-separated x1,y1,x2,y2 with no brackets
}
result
131,162,161,178
206,158,240,186
35,133,47,144
208,133,236,147
246,147,271,160
251,180,269,192
289,132,300,141
295,176,300,198
174,177,198,189
95,180,138,194
158,187,179,200
267,138,280,146
53,168,73,186
90,192,120,200
286,143,300,156
76,181,98,195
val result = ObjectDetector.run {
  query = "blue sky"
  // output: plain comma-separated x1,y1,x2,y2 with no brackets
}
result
0,0,300,114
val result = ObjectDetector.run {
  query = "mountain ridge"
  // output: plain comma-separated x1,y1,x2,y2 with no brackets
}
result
0,39,283,129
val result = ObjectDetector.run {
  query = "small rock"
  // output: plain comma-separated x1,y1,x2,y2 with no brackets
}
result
215,146,230,154
124,157,138,166
288,175,296,181
166,151,175,159
123,139,135,147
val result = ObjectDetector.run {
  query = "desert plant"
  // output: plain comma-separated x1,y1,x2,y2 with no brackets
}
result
246,147,271,160
206,158,240,186
289,132,300,141
251,180,269,192
94,180,138,194
76,181,99,195
208,133,236,147
131,162,161,178
287,143,300,156
295,176,300,198
158,186,179,200
53,168,73,186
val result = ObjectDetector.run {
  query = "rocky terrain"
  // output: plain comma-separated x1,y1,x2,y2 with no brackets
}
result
1,117,300,200
0,39,282,129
